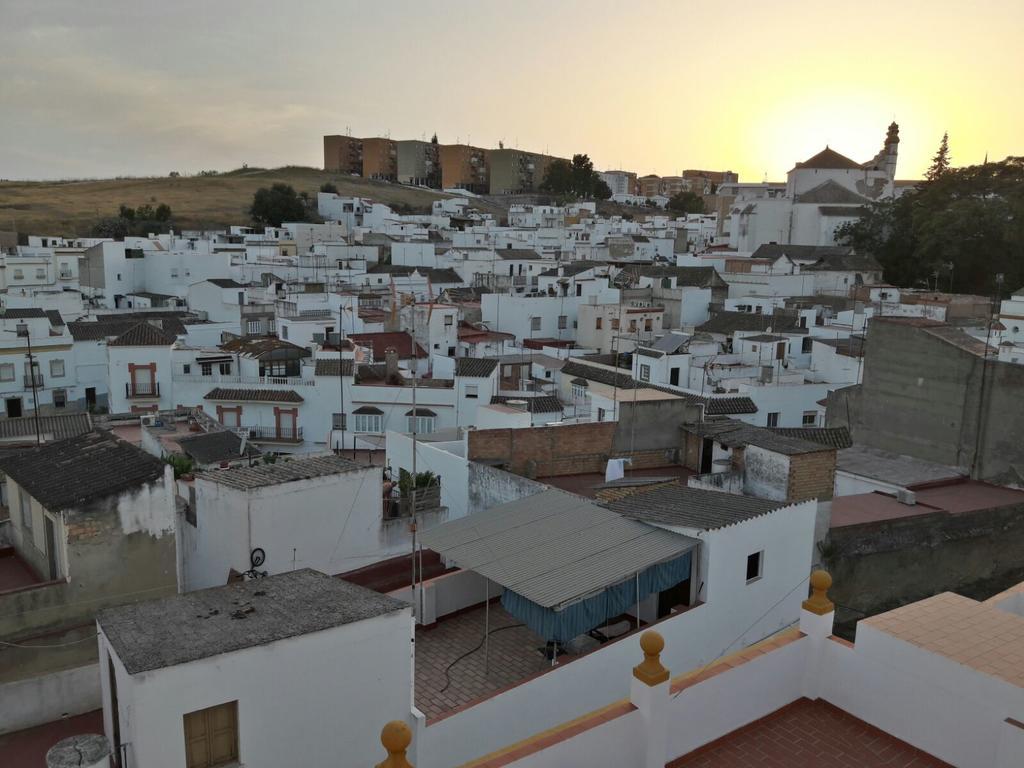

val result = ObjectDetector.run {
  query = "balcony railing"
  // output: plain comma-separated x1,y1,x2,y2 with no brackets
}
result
23,374,43,388
242,425,303,443
172,374,316,387
126,382,160,398
384,485,442,520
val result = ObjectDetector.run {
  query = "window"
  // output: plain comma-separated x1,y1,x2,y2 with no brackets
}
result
597,407,606,422
802,337,813,353
353,413,383,433
595,317,603,330
247,320,261,335
280,324,288,340
644,318,653,332
444,315,454,327
12,269,23,280
332,413,346,430
572,383,588,400
746,551,763,583
171,268,180,278
576,283,583,297
183,700,238,768
611,318,620,331
408,414,436,434
219,363,231,375
183,364,191,375
35,268,46,280
766,412,780,427
530,317,541,332
558,315,567,330
802,411,817,426
639,364,651,382
201,363,213,377
465,384,478,399
115,273,121,281
0,363,13,382
53,389,67,409
629,319,637,333
20,489,32,533
49,359,65,378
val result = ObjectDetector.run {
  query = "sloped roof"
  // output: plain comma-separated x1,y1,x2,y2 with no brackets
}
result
206,278,245,288
219,336,311,358
685,417,830,455
108,322,179,347
455,358,499,377
68,315,188,341
44,310,65,327
635,265,724,287
176,431,261,464
794,180,870,205
804,252,883,273
204,454,361,490
496,248,546,260
204,388,304,403
418,489,699,609
697,310,802,336
795,147,864,171
0,413,92,443
348,332,427,360
0,308,46,319
538,261,606,278
601,481,791,531
314,359,355,377
488,395,563,414
750,244,854,263
770,426,853,450
0,430,165,510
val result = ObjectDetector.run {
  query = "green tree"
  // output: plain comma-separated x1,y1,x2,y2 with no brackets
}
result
667,191,706,214
925,132,951,183
154,203,172,222
836,156,1024,294
249,183,309,227
541,154,610,200
319,182,339,194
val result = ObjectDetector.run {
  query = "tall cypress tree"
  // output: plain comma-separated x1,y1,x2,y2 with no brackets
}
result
926,132,951,182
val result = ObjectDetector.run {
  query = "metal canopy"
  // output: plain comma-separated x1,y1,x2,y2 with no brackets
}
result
418,489,699,610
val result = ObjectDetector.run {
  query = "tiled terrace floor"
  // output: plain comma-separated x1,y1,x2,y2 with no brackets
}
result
0,710,104,768
415,603,550,720
667,698,951,767
0,548,44,592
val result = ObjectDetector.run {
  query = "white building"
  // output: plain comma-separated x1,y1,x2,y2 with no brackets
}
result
97,570,412,768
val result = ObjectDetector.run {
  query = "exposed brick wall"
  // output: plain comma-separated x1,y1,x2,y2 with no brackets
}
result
468,423,618,478
787,450,836,502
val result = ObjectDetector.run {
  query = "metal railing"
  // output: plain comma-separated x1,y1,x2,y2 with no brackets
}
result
23,374,43,388
172,374,316,387
385,485,442,520
126,382,160,398
242,425,303,442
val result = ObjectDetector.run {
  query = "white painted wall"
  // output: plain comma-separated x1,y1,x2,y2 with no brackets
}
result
0,663,100,735
99,608,413,768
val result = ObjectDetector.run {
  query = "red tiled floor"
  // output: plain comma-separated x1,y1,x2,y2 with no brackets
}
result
0,710,104,768
0,548,45,592
667,698,951,767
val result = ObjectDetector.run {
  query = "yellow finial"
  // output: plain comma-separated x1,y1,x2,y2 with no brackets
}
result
376,721,413,768
632,630,669,685
802,570,834,615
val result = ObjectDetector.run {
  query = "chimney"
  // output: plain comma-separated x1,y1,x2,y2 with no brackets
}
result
384,346,399,382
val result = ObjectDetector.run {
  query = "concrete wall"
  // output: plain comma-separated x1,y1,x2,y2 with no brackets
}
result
467,462,547,515
826,502,1024,619
101,608,413,768
0,662,100,735
842,318,1024,483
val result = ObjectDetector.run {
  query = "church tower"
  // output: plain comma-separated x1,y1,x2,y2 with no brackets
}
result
864,122,900,181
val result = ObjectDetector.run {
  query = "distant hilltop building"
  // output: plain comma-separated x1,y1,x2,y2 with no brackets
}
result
723,122,901,250
323,134,566,195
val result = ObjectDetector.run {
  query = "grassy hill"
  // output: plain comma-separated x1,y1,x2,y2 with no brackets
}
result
0,166,504,237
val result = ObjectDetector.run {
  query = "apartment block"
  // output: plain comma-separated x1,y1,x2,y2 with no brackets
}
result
323,135,363,174
438,143,490,194
488,149,559,195
396,140,440,187
361,137,398,181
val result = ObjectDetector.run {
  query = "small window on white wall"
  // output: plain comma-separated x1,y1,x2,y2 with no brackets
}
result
639,364,651,382
465,384,478,399
746,551,763,583
50,359,65,378
0,363,14,382
802,411,817,426
766,412,780,427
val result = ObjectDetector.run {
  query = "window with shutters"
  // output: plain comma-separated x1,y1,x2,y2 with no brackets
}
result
183,700,238,768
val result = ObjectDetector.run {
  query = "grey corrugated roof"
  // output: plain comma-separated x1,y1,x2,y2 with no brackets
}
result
0,413,92,442
651,332,692,354
176,430,262,464
204,454,361,490
601,482,790,531
417,489,698,609
98,569,408,674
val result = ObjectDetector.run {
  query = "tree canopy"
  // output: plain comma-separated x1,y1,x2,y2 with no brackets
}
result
540,154,612,201
836,155,1024,295
250,183,310,227
319,182,339,194
666,191,706,215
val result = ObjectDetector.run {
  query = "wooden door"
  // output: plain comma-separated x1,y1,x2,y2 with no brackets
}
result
184,701,238,768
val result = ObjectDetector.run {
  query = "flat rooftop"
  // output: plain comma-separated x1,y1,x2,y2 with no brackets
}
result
99,569,408,674
831,481,1024,528
668,698,950,767
415,603,549,721
836,445,963,488
544,466,695,498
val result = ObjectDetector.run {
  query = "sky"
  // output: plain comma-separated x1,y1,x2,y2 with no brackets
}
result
1,0,1022,182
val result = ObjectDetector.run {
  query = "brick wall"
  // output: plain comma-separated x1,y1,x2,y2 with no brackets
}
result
787,450,836,502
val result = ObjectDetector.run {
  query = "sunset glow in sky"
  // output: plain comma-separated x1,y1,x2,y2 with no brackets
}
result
1,0,1021,181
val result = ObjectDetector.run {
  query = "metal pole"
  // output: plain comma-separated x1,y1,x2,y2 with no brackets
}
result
484,578,490,675
26,333,40,445
337,303,345,453
635,572,641,630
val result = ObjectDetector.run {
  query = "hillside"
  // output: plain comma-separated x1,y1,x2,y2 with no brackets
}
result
0,166,505,237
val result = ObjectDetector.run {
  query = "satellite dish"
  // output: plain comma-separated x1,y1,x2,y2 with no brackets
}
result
250,548,266,569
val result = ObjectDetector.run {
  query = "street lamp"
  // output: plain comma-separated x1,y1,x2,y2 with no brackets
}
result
5,322,41,445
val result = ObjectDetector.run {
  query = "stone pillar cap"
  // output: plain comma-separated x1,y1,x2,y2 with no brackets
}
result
802,569,834,615
376,720,413,768
633,629,670,685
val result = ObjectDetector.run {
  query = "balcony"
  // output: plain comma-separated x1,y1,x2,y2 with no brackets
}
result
126,382,160,398
242,425,303,443
23,374,43,388
172,374,316,387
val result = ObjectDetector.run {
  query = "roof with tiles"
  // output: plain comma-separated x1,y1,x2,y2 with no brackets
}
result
202,454,361,490
204,387,303,403
697,310,803,336
794,146,864,170
348,331,427,360
794,179,871,205
769,426,852,450
108,322,179,346
98,569,408,674
314,358,355,377
496,248,546,260
219,336,311,358
0,413,93,443
488,395,563,414
861,591,1024,690
0,430,166,510
635,265,724,287
455,358,499,378
0,307,47,319
206,278,245,288
69,316,188,341
176,430,262,464
601,480,791,531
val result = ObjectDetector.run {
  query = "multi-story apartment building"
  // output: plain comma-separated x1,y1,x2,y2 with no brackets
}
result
323,134,363,174
438,143,490,193
488,149,559,195
361,137,398,181
599,170,638,197
396,140,441,187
